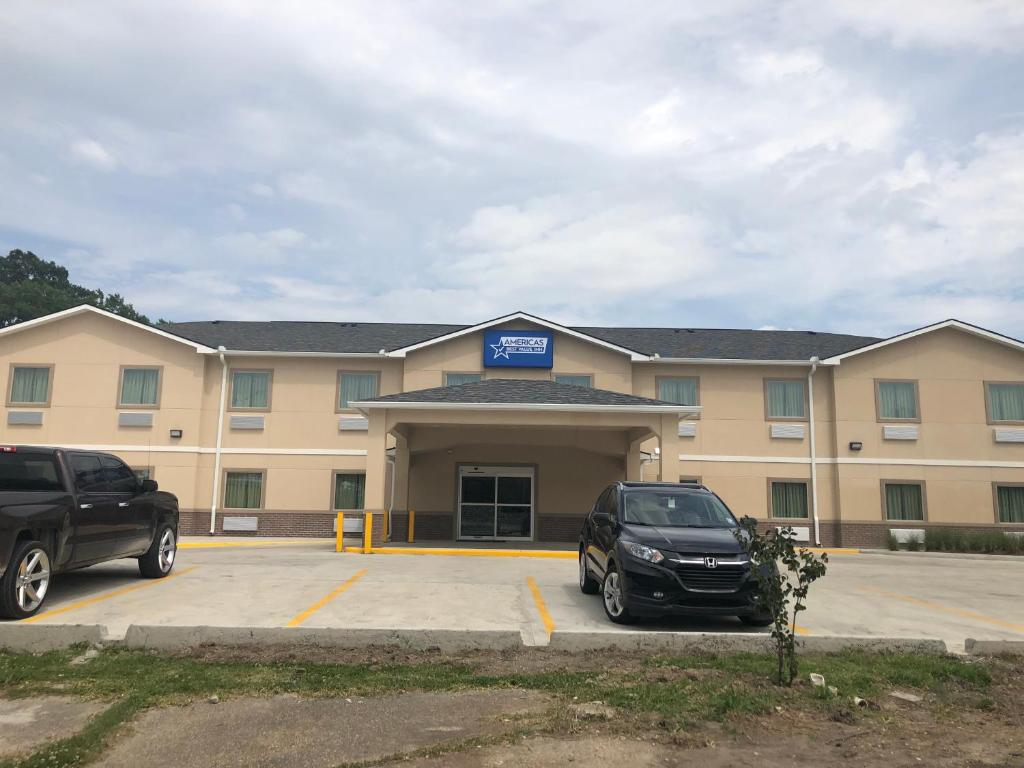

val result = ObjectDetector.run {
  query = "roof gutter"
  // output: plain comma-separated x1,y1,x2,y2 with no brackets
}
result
643,357,836,366
202,350,389,359
350,401,703,417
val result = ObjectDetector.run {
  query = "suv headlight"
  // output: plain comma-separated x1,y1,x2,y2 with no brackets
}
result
623,541,665,564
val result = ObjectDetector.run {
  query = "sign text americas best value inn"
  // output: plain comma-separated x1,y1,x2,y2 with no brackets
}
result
482,330,554,368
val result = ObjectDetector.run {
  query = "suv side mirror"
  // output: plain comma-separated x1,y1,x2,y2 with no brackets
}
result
141,479,158,493
592,511,612,526
740,515,757,527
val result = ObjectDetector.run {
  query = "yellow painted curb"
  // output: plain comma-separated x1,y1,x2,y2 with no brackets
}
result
343,546,577,559
179,541,328,550
806,547,860,555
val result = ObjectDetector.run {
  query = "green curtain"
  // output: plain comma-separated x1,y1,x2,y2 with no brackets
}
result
445,373,483,386
658,378,698,405
555,374,593,388
878,381,918,419
997,486,1024,523
989,384,1024,421
771,482,808,519
766,380,805,418
885,484,923,521
10,367,50,403
334,474,366,510
232,371,270,408
121,368,159,406
339,373,378,408
224,472,262,508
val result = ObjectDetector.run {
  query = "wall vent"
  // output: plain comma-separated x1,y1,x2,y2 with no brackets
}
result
339,416,369,431
778,526,810,542
770,423,805,439
677,422,697,438
883,425,918,441
994,427,1024,443
118,412,153,428
222,516,258,532
230,415,265,430
7,411,43,426
890,528,926,543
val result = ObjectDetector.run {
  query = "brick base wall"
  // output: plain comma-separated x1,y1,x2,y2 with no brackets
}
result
537,514,585,542
836,521,1024,549
178,509,336,538
390,511,455,541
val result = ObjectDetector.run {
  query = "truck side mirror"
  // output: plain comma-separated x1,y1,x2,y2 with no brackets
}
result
141,478,159,493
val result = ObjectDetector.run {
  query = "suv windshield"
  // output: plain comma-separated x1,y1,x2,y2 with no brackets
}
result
622,489,737,528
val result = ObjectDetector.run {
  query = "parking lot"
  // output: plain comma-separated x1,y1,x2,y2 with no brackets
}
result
14,539,1024,652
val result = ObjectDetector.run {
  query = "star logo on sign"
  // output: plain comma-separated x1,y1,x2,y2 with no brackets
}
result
490,343,510,359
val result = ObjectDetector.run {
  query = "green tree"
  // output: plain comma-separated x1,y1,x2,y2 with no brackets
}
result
0,250,151,327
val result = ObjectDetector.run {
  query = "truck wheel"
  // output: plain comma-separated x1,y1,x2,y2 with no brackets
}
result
0,540,52,620
138,526,177,578
601,561,634,624
579,549,600,594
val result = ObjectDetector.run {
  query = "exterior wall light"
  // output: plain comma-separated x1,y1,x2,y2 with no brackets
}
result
170,429,183,439
849,441,862,451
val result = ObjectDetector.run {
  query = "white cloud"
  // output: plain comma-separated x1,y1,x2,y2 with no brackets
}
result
70,139,117,171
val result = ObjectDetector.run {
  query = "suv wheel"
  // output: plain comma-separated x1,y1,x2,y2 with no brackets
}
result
139,526,177,578
579,549,600,594
739,613,773,627
601,562,634,624
0,540,52,620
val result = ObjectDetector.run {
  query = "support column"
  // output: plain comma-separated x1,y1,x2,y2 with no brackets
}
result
364,410,389,547
657,414,681,482
626,442,645,481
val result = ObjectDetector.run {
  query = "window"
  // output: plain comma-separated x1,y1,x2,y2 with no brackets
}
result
769,481,809,519
876,380,919,421
71,454,107,493
445,372,483,386
765,379,806,420
0,453,63,492
554,374,593,388
8,365,51,405
995,485,1024,524
101,456,139,493
986,382,1024,423
657,377,699,406
132,467,153,482
338,372,379,410
883,482,925,521
224,471,263,509
334,473,366,510
119,367,160,407
231,370,272,410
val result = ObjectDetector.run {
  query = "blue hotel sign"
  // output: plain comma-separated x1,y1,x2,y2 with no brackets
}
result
483,330,554,368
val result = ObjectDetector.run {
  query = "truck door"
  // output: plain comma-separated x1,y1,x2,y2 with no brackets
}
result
100,455,152,554
69,453,121,563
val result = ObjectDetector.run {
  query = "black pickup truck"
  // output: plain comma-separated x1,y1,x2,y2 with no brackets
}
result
0,445,179,619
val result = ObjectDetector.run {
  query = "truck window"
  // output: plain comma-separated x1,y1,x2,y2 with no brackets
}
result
71,454,107,493
101,456,139,494
0,453,64,492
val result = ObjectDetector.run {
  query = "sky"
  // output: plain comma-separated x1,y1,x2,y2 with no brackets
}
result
2,0,1023,338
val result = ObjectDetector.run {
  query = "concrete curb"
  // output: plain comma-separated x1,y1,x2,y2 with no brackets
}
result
0,624,107,652
965,638,1024,656
860,549,1024,563
549,630,948,655
122,625,523,652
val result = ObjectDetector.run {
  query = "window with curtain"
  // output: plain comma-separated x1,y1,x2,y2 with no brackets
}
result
231,370,271,409
120,368,160,406
132,468,152,482
334,473,366,510
884,483,924,521
657,377,698,405
224,471,263,509
9,366,51,404
877,380,919,420
445,372,483,386
996,485,1024,524
554,374,593,388
338,372,379,409
988,383,1024,422
765,379,805,419
770,481,808,519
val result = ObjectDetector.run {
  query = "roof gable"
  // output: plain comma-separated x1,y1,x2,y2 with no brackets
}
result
0,304,214,353
820,319,1024,364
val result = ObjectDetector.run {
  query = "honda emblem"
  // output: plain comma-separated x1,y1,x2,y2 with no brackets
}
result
704,556,718,569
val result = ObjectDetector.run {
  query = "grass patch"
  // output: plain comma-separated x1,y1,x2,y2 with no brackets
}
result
0,646,997,768
924,528,1024,555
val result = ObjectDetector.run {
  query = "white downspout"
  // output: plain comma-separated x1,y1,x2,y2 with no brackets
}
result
807,356,821,546
386,454,396,543
209,346,228,535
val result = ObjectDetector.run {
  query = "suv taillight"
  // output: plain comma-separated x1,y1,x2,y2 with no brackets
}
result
0,446,16,453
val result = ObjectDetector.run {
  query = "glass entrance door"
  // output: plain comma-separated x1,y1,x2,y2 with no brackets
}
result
458,466,534,540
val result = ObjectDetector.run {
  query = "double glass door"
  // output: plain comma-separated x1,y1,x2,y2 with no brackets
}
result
458,466,534,540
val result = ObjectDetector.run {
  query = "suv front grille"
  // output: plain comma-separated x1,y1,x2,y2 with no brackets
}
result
673,564,748,592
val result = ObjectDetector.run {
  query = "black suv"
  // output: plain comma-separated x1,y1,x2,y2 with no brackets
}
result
579,481,771,625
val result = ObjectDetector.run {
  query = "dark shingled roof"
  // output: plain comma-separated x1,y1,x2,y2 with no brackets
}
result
358,378,683,408
158,319,879,360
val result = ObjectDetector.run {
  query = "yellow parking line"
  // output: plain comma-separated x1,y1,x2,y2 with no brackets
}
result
526,576,555,638
858,586,1024,634
286,568,368,628
793,624,811,636
22,566,200,624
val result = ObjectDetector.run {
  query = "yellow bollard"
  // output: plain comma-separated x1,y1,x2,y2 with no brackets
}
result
383,509,389,541
363,511,373,553
407,509,415,543
335,512,344,553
